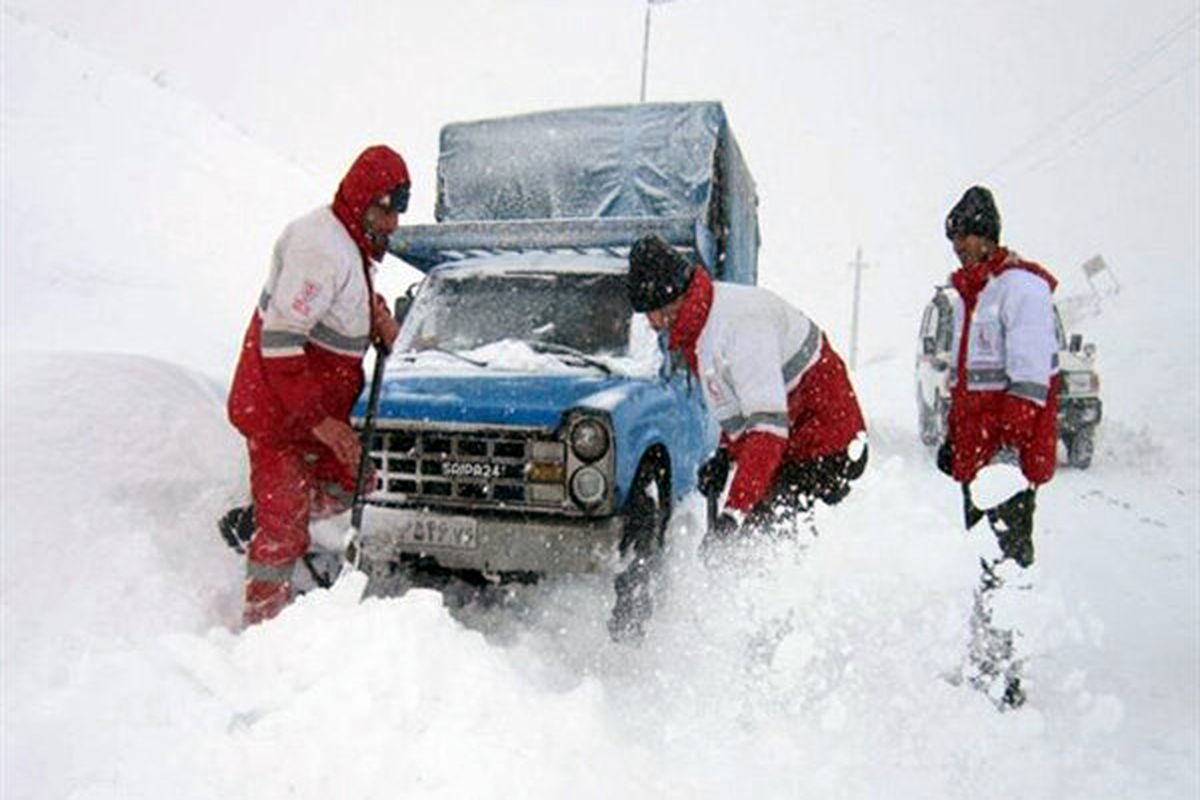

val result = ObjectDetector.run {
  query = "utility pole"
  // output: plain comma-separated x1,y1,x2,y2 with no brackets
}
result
639,0,676,102
639,3,652,102
848,246,869,371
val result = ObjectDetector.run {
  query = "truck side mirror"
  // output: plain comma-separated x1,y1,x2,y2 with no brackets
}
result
393,282,420,325
1069,333,1083,353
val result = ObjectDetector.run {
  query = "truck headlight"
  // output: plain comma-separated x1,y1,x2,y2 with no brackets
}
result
570,418,610,462
570,466,607,508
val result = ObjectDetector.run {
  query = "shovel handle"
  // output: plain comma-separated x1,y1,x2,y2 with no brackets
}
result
349,297,402,532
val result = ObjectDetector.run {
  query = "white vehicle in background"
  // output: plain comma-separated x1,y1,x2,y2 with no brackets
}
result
916,286,1102,468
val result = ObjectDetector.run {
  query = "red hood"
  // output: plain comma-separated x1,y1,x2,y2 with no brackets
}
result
332,145,410,263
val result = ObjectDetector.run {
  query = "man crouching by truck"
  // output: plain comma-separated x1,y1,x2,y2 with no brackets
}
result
626,234,868,550
222,145,409,626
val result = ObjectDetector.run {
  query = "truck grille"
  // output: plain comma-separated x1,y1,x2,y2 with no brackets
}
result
364,426,571,512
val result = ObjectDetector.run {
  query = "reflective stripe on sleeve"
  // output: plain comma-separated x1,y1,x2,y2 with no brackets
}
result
1008,380,1049,404
965,367,1009,390
261,329,307,357
720,411,790,438
967,367,1008,384
782,324,822,389
246,560,295,583
310,322,370,356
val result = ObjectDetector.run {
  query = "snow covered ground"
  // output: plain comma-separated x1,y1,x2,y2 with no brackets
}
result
3,4,1197,799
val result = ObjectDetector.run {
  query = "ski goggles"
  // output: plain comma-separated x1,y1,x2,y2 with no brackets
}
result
376,184,410,214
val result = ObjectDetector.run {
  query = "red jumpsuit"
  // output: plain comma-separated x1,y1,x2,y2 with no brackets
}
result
228,145,409,624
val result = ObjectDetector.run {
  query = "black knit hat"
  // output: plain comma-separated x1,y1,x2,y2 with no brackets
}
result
945,185,1001,242
627,234,694,312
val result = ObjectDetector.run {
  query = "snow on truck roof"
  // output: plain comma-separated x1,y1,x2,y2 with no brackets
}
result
426,251,628,279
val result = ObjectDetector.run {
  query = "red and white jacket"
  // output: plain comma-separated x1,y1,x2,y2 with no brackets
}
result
947,247,1059,484
670,268,866,512
227,146,409,442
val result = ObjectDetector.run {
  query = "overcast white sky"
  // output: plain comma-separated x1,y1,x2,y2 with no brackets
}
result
4,0,1197,385
11,1,1197,285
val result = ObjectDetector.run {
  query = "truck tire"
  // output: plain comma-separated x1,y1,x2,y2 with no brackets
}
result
608,452,670,642
1066,426,1095,469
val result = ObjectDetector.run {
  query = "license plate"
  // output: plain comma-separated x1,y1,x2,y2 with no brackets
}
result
385,510,479,551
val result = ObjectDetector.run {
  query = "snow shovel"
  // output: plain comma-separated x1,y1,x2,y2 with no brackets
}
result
341,298,402,575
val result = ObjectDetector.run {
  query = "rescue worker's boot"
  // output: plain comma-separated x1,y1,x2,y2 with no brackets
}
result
243,576,293,627
960,484,985,530
986,488,1036,567
218,505,255,554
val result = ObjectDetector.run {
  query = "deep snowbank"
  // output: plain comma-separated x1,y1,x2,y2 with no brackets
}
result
4,351,1191,800
1,353,244,674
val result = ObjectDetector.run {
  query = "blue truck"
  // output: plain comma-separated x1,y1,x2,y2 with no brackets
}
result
353,102,760,638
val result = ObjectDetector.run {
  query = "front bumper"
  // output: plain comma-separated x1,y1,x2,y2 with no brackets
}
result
359,505,625,574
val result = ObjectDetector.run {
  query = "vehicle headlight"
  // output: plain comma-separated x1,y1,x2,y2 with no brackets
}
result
570,466,607,508
570,418,610,462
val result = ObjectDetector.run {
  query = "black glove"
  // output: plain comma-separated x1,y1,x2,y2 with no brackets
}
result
697,448,732,499
218,504,255,554
936,439,953,477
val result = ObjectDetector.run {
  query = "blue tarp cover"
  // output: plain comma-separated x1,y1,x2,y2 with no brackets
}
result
437,102,730,223
392,102,758,284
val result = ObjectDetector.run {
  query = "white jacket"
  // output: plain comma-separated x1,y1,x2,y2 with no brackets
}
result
949,269,1058,405
257,206,373,360
695,282,823,441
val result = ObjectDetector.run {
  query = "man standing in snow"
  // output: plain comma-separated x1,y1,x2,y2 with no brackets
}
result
223,145,410,626
938,185,1060,709
938,185,1059,568
626,233,868,550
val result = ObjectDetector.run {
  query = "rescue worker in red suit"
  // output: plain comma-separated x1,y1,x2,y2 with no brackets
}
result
223,145,410,626
937,186,1060,569
626,234,868,552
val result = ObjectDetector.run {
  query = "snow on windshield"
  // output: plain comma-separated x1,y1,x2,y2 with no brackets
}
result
391,258,662,377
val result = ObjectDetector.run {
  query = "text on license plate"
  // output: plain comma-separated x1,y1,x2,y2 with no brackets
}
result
391,512,479,550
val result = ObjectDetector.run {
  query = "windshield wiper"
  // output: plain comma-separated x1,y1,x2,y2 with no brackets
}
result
523,339,613,375
397,347,489,368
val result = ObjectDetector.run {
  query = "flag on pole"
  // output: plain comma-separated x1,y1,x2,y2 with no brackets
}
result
1081,255,1107,277
1080,253,1120,296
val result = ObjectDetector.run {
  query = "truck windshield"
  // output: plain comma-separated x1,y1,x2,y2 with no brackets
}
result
397,270,632,356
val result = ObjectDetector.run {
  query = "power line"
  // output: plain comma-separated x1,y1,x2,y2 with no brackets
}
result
984,8,1199,178
1021,55,1198,175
